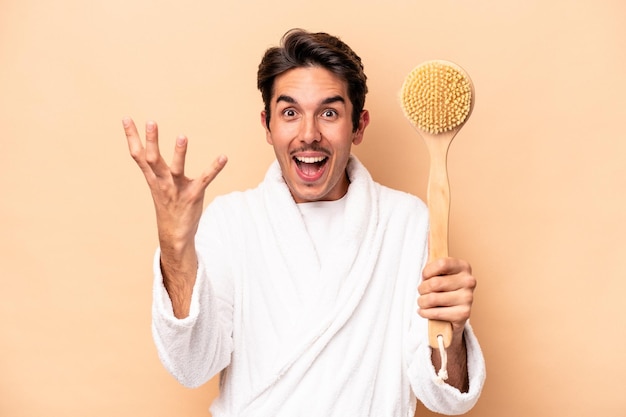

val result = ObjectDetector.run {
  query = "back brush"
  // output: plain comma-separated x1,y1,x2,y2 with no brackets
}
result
400,60,474,381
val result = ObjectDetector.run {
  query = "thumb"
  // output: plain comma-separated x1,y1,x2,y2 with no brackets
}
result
197,154,228,190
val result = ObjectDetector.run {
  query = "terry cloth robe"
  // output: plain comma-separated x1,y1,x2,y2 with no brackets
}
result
152,155,486,417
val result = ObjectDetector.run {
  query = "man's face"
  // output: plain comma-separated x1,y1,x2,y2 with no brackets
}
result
261,66,369,203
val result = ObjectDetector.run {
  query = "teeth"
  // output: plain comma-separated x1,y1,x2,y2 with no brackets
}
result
295,156,326,163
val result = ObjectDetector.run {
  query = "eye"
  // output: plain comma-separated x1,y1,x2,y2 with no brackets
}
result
282,108,297,118
321,109,338,118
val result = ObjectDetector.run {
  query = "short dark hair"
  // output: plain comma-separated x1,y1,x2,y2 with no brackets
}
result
257,29,368,132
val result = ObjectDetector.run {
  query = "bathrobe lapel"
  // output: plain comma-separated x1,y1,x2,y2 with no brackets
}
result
243,156,383,414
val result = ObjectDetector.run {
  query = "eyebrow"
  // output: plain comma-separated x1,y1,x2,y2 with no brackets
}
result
275,94,346,106
321,95,346,106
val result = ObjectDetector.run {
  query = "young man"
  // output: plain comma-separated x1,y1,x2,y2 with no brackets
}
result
124,29,485,416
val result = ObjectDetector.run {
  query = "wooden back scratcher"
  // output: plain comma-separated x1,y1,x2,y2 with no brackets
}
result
400,60,474,380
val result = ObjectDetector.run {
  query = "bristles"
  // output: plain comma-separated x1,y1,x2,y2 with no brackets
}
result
400,61,472,134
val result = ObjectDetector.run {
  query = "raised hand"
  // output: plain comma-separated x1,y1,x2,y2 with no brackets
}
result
123,117,227,317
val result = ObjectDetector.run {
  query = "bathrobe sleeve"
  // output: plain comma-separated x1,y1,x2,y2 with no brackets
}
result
407,319,486,415
151,202,235,388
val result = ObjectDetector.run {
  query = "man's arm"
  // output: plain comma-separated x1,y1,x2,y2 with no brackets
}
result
123,117,227,318
430,329,469,392
418,257,476,392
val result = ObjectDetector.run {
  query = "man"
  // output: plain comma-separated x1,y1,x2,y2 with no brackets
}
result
124,29,485,416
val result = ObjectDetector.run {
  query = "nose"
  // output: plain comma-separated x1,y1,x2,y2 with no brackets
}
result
301,115,321,144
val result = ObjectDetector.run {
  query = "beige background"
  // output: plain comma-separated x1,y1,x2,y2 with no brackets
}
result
1,0,625,416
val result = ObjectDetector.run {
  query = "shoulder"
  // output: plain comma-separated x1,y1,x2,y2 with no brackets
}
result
375,184,429,247
207,186,262,213
377,183,428,215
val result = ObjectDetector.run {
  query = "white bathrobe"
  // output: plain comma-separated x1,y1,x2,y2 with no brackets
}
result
152,156,485,416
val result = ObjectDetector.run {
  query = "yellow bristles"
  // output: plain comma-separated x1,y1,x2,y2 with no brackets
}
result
400,61,473,134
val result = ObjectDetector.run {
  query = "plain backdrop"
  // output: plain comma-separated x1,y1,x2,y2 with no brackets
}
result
1,1,625,416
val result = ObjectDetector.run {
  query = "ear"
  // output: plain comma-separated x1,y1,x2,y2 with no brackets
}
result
352,110,370,145
260,110,273,145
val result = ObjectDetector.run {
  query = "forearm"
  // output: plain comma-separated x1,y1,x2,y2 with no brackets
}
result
431,330,469,392
160,239,198,319
152,245,234,387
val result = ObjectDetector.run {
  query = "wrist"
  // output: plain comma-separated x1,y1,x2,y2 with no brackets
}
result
159,246,198,319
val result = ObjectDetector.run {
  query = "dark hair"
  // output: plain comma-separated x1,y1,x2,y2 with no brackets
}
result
257,29,368,132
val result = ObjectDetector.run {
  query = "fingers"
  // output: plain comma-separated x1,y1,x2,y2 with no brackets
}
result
122,118,188,179
122,117,227,191
171,136,188,177
418,302,472,326
123,117,145,165
196,155,228,191
418,285,474,311
423,257,472,280
144,121,170,178
420,258,474,291
171,139,227,187
418,277,474,325
417,257,476,325
123,117,157,181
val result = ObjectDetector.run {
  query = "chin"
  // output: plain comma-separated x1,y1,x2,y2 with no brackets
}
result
290,185,328,203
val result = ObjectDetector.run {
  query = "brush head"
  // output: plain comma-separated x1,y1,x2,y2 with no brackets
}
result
400,60,474,135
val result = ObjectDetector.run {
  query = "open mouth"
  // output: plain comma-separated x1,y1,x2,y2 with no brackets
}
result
294,155,328,180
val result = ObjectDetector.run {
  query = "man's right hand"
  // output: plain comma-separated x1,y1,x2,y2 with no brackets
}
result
123,117,227,318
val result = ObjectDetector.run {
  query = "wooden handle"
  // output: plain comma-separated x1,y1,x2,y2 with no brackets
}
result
429,319,453,349
424,131,455,349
